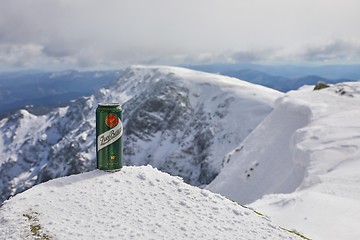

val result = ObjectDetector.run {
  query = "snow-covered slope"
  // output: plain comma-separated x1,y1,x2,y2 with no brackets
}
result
0,66,282,203
207,82,360,240
0,165,304,240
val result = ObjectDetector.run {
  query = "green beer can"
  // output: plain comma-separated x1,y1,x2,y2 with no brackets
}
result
96,103,123,171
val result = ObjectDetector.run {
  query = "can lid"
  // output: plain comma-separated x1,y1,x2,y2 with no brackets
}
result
98,103,121,107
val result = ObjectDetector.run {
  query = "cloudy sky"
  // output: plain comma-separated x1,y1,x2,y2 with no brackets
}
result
0,0,359,70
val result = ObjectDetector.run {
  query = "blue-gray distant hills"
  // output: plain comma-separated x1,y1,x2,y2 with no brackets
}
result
219,69,354,92
0,70,121,118
187,63,360,92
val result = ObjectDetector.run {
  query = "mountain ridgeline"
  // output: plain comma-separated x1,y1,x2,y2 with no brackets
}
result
0,66,282,203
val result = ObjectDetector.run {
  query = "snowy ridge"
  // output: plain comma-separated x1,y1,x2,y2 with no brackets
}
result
0,66,282,203
0,165,303,240
207,82,360,240
118,66,281,183
207,95,313,204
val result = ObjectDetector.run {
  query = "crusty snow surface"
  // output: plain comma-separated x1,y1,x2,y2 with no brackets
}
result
0,166,302,240
207,82,360,240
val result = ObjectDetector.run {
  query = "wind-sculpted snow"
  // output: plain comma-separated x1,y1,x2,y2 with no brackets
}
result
207,96,312,204
0,166,303,240
0,66,282,203
207,82,360,240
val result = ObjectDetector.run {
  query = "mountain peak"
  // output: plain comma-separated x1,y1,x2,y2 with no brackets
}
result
0,66,282,204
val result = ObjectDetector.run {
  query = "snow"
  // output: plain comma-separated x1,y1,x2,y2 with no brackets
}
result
207,95,312,204
0,66,279,203
136,65,281,109
126,66,282,180
0,110,48,165
97,65,282,185
3,66,360,239
207,82,360,240
0,118,7,165
0,166,302,240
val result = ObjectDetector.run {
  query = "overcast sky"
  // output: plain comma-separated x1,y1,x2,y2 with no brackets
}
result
0,0,359,70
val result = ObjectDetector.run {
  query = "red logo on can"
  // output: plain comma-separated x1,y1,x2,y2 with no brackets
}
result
105,113,118,128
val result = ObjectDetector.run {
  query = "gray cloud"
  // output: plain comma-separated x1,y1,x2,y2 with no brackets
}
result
1,0,360,70
300,40,360,62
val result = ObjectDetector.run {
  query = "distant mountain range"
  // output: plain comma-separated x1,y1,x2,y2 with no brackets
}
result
187,64,359,92
0,70,121,118
187,63,360,79
217,69,354,92
1,64,358,120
